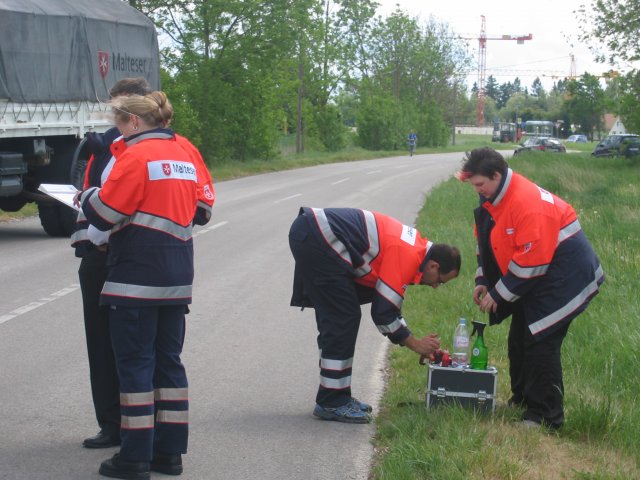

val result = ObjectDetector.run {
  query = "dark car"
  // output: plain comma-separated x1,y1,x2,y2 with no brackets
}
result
514,137,566,155
591,134,640,157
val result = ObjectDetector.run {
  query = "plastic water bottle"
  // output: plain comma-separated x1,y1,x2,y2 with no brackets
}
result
452,318,470,367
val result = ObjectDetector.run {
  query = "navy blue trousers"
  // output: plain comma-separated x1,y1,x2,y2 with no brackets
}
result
289,214,361,408
109,305,189,462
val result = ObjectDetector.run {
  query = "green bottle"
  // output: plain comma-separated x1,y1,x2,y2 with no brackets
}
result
470,320,488,370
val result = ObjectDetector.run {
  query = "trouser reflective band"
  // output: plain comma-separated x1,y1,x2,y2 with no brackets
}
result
120,391,155,430
320,375,352,389
157,409,189,424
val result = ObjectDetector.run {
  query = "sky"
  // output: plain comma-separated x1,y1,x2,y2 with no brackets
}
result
375,0,620,92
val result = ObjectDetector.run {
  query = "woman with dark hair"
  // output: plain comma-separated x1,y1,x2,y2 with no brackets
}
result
458,147,604,429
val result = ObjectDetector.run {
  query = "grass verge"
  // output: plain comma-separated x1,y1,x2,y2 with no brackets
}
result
370,152,640,479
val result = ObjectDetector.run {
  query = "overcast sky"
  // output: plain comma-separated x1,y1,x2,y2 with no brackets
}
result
375,0,621,91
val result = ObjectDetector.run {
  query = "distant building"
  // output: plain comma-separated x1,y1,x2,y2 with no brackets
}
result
604,114,627,135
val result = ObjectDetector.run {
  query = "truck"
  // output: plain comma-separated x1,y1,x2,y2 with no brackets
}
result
0,0,160,236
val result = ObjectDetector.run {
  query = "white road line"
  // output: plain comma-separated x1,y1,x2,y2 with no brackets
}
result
366,170,382,175
331,178,350,185
193,220,228,238
274,193,302,204
0,284,80,326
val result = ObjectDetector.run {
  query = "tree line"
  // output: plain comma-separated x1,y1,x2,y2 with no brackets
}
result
127,0,640,162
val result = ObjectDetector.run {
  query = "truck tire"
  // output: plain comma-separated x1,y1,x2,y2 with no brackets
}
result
38,202,76,237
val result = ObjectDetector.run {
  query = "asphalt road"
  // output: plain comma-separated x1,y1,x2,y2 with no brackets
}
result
0,152,462,480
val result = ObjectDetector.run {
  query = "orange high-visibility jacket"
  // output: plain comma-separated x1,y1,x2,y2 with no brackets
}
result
80,129,199,306
475,169,604,338
300,207,432,344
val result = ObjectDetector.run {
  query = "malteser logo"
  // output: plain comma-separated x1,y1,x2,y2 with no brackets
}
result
162,163,172,176
98,51,109,79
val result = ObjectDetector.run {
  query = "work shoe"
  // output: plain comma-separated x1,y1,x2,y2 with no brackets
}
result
350,397,373,413
99,453,150,480
151,453,183,476
83,430,120,449
313,403,372,424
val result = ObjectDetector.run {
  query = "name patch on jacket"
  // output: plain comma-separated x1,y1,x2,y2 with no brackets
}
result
400,225,417,246
148,161,197,181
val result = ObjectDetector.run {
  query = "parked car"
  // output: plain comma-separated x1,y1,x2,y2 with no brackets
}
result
514,137,567,155
591,134,640,157
566,134,588,143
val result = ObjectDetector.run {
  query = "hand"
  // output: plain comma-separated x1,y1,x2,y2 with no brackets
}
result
473,285,487,305
403,334,440,356
479,292,498,313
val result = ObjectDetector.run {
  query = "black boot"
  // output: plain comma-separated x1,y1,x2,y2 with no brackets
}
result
151,453,183,475
99,453,150,480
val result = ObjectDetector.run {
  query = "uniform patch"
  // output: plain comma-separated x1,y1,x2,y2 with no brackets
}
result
148,160,197,182
400,224,417,246
203,184,214,200
538,187,554,204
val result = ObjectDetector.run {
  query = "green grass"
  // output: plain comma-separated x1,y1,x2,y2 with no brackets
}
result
371,152,640,479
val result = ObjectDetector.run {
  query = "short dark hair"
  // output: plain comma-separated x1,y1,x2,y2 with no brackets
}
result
109,77,152,98
428,244,461,274
461,147,508,179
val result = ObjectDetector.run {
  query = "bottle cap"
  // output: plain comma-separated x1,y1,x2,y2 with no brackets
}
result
459,318,466,324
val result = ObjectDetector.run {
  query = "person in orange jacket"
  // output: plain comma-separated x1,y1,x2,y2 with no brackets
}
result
80,91,210,479
458,147,604,429
289,207,460,423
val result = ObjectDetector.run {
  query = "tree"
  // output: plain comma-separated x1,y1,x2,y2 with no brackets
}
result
485,75,499,102
577,0,640,64
531,77,545,98
563,73,606,140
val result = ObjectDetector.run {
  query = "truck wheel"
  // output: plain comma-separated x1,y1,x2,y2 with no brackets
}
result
38,202,76,237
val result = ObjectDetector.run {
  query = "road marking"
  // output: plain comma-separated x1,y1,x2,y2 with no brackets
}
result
331,178,350,185
0,284,80,326
193,221,228,238
366,170,382,175
274,193,302,203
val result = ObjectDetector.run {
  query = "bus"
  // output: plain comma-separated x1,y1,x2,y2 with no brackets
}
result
524,120,554,137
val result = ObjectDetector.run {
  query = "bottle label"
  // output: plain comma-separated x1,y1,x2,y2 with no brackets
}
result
454,336,469,348
472,347,480,356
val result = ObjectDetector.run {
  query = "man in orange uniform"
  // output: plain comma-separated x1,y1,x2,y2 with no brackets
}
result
289,207,460,423
459,147,604,429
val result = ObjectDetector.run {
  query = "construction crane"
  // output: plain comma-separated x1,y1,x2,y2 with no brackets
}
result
460,16,532,126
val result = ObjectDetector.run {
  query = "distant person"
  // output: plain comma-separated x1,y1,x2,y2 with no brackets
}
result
408,131,417,155
80,91,212,478
289,207,460,423
71,77,152,450
458,147,604,429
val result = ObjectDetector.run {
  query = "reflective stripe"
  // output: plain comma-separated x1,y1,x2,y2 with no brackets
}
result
492,168,513,207
103,282,192,300
375,280,404,309
377,316,407,335
197,201,212,219
529,264,604,335
130,212,193,241
155,387,189,401
353,210,380,277
71,229,89,244
311,208,353,265
494,279,520,302
120,391,154,406
320,357,353,371
320,375,351,389
87,189,128,225
508,260,549,279
156,409,189,424
121,414,154,429
558,219,581,244
475,266,483,279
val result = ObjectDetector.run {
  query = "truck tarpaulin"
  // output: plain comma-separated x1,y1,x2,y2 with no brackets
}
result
0,0,160,103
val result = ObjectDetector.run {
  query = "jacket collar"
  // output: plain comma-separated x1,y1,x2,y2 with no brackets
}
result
482,168,513,208
124,128,174,147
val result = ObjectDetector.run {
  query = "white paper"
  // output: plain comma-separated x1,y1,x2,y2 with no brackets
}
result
37,183,80,211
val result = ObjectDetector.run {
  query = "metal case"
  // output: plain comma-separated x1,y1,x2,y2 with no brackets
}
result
426,364,497,412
